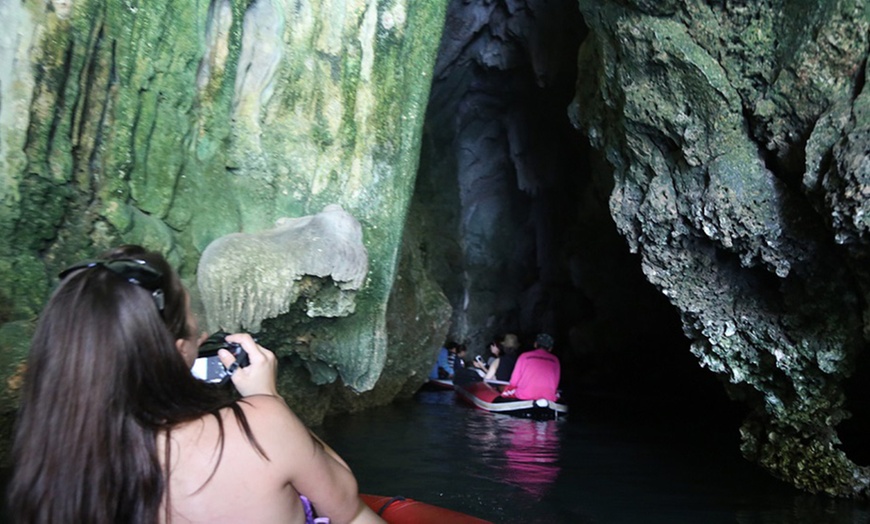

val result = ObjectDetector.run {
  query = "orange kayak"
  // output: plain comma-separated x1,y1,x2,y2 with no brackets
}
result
361,494,493,524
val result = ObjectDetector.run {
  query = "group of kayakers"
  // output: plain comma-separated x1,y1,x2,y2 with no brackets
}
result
428,332,562,403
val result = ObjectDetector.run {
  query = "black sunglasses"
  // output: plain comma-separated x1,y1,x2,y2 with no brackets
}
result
58,258,166,311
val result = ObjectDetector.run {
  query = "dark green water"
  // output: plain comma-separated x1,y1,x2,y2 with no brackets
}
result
315,388,870,524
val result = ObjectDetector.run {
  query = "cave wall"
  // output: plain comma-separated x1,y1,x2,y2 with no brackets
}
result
0,0,449,427
571,0,870,496
412,0,590,354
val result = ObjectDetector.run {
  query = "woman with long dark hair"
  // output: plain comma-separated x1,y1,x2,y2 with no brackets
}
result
7,245,382,524
473,334,520,382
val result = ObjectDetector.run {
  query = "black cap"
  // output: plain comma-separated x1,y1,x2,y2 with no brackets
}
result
535,333,554,349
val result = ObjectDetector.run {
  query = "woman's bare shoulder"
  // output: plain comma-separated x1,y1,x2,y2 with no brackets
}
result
234,394,295,416
223,397,371,523
228,395,317,460
166,396,300,452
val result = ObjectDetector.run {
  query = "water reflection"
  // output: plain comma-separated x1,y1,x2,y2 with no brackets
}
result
319,389,870,523
465,413,562,498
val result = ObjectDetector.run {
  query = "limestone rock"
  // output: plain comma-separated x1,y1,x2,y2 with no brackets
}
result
0,0,449,430
572,0,870,496
198,204,368,333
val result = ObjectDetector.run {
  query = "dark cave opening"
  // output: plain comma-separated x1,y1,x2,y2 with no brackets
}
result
414,0,740,423
836,343,870,466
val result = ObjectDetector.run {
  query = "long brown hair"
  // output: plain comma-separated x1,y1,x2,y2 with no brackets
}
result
7,245,259,523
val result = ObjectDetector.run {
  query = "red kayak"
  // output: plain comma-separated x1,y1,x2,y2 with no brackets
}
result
361,494,492,524
454,380,568,420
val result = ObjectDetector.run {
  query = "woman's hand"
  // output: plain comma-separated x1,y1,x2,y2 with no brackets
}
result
218,333,279,397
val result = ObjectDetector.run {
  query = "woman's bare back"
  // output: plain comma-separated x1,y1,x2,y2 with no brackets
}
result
159,397,308,523
160,334,383,524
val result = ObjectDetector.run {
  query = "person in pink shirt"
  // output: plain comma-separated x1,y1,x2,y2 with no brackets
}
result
499,333,561,402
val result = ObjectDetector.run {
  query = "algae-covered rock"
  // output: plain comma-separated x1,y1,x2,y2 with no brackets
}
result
257,209,452,425
0,0,449,429
198,204,375,391
572,0,870,496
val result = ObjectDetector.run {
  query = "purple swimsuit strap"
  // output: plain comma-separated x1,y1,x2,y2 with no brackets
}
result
299,495,331,524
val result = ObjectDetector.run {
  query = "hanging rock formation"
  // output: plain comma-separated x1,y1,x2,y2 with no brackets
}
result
198,204,369,334
198,204,374,389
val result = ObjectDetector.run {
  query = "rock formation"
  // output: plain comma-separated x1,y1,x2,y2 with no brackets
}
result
0,0,449,435
571,0,870,496
198,204,368,334
198,204,374,389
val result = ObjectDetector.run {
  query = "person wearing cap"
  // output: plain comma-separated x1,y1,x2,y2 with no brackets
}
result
499,333,561,402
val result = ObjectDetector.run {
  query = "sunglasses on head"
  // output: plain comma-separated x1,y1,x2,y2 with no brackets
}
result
58,258,166,311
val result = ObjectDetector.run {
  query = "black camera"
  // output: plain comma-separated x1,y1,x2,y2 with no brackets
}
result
191,331,250,384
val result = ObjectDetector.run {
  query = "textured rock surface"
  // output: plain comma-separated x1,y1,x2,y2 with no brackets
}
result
198,204,373,388
198,205,368,331
0,0,448,427
571,0,870,496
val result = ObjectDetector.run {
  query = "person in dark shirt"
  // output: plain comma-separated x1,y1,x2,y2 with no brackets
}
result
473,333,520,382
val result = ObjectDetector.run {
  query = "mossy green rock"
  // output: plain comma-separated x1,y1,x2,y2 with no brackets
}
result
0,0,448,434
